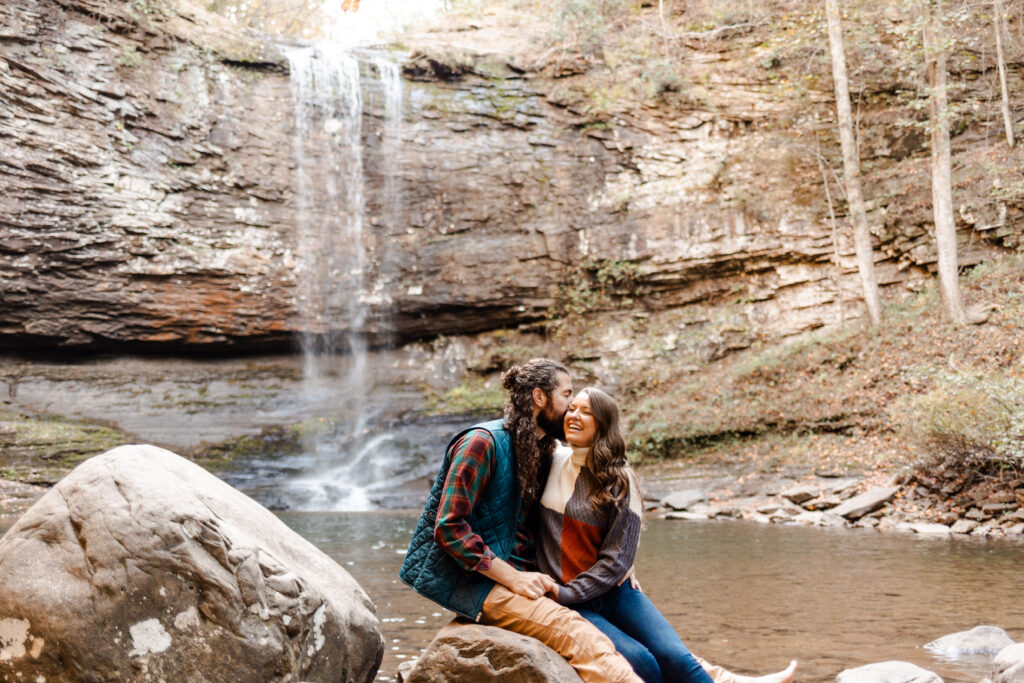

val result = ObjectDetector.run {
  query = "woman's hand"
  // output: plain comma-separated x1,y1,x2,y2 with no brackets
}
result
618,566,642,592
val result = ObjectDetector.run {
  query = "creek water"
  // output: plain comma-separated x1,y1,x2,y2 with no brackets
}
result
4,511,1019,682
272,513,1024,683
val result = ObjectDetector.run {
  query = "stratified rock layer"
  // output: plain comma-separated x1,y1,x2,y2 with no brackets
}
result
0,444,383,682
2,0,1022,352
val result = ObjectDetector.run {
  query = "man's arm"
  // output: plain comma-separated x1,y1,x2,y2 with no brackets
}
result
434,430,557,599
433,431,499,571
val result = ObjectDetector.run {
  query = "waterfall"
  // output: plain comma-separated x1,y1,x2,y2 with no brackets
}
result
281,43,414,511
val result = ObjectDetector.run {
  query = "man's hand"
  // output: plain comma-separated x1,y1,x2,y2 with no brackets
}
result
511,571,559,600
481,557,559,600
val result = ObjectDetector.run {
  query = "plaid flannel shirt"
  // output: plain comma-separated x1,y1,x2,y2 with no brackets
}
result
434,429,538,573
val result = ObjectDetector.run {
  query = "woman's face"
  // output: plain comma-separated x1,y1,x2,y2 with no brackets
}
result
564,391,598,448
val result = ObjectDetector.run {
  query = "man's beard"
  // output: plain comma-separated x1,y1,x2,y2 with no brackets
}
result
537,404,567,441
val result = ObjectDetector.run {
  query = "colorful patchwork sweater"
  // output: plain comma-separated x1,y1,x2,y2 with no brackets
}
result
537,445,644,605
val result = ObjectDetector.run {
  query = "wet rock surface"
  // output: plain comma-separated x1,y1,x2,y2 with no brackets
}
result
0,444,384,682
835,661,944,683
926,626,1015,657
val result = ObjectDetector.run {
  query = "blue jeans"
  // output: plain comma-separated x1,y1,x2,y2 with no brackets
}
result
574,583,714,683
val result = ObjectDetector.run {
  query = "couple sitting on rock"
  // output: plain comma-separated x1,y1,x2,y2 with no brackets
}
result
401,358,798,683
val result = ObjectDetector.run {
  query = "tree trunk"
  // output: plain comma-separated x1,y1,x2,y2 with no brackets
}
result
924,0,968,325
994,0,1015,147
824,0,882,325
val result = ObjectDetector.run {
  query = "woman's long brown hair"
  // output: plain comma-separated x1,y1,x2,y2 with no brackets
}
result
579,387,632,509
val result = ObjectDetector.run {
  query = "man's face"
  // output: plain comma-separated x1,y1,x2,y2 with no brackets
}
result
537,372,573,440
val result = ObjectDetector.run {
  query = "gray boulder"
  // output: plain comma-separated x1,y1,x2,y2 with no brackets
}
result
836,661,943,683
399,620,583,682
831,487,899,520
925,625,1014,656
992,643,1024,683
0,444,383,682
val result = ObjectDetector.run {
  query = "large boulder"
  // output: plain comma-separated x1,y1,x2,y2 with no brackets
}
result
0,444,383,682
399,620,582,682
925,625,1014,656
835,661,943,683
992,643,1024,683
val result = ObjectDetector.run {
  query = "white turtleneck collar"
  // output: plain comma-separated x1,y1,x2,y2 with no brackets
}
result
568,444,590,468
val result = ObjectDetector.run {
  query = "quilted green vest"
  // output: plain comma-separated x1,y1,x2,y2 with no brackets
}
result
398,419,519,620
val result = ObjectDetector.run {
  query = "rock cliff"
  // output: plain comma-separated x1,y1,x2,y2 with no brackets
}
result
1,0,1021,352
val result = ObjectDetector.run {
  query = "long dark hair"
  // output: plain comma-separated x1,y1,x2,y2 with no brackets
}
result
502,358,569,506
579,387,632,509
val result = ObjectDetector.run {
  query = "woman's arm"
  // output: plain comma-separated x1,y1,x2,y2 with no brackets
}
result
555,473,644,605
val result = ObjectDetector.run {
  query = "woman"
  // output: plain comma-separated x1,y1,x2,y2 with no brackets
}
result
537,387,797,683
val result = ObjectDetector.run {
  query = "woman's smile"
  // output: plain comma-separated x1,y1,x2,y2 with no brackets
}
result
563,391,598,448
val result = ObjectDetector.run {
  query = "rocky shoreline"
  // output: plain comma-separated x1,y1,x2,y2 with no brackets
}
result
1,446,1023,682
646,468,1024,540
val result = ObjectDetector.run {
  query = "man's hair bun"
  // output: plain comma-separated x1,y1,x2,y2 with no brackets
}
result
502,364,521,391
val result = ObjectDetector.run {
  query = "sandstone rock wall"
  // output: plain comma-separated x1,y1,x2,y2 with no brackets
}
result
1,0,1021,352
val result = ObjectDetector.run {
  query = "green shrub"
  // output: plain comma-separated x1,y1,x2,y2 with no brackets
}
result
894,370,1024,473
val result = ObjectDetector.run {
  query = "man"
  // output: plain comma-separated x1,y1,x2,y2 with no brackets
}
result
400,358,641,683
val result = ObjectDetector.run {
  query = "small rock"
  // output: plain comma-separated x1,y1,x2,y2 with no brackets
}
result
937,511,960,526
792,511,823,526
708,505,741,519
831,487,900,520
665,512,709,521
877,516,900,531
950,519,980,535
905,523,952,536
802,495,842,510
1008,509,1024,521
855,517,880,529
983,503,1015,514
925,626,1014,657
826,478,862,497
781,486,819,505
992,643,1024,683
966,508,986,521
971,524,993,537
662,490,704,511
748,512,773,524
757,501,803,516
820,512,848,528
836,660,943,683
1005,523,1024,536
986,491,1017,504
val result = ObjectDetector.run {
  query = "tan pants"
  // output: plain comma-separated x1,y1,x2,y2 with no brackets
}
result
480,584,643,683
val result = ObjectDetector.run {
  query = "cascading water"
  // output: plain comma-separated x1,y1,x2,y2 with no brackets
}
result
252,43,448,511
